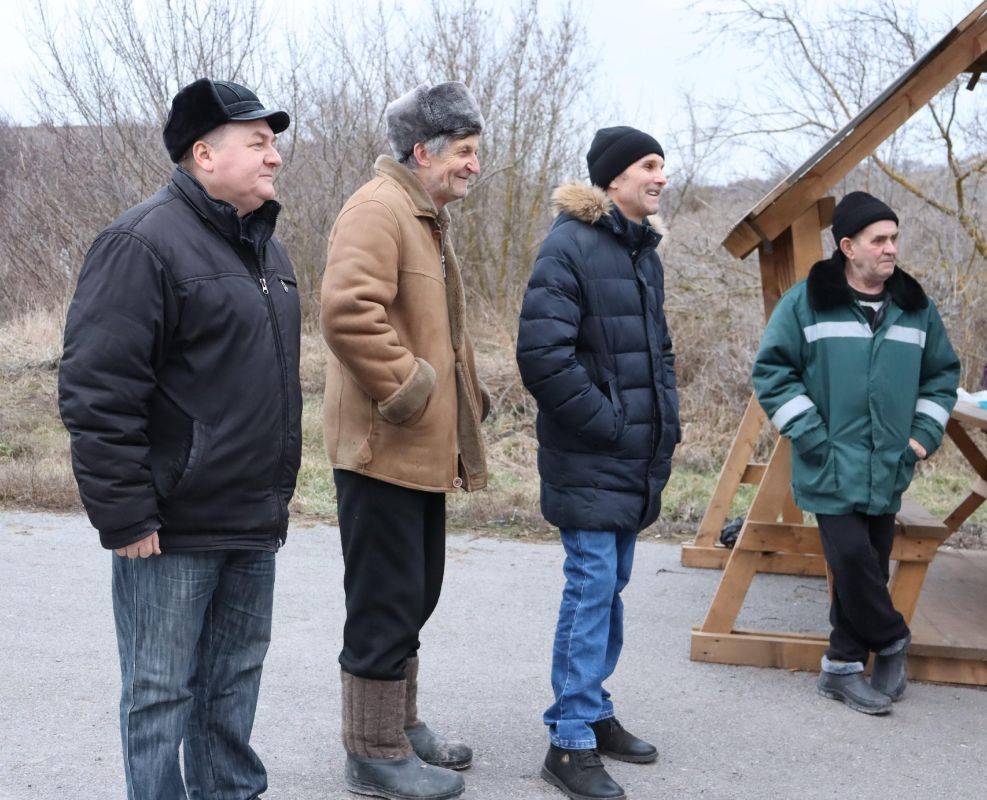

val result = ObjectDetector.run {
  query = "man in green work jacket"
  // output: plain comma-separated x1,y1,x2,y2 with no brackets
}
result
753,191,960,715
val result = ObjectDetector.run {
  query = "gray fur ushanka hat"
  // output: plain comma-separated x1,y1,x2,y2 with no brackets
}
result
385,81,484,161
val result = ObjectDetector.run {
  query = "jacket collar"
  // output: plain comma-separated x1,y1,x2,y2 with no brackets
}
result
550,181,662,251
374,155,451,229
170,167,281,251
807,251,928,313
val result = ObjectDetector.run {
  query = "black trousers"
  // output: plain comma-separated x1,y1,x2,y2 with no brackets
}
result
335,468,446,681
817,512,910,664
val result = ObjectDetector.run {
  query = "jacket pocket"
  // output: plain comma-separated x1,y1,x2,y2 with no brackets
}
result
604,378,626,440
168,420,210,499
793,443,839,496
893,445,920,497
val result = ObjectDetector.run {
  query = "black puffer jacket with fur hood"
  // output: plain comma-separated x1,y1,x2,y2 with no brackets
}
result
516,183,680,532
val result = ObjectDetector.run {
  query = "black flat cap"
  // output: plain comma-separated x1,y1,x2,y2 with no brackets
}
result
163,78,290,163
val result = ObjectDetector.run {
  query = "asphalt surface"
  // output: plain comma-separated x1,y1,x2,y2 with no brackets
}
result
1,511,984,799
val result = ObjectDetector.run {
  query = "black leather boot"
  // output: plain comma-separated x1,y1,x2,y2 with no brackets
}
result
817,670,892,715
871,633,910,701
590,717,658,764
541,745,625,800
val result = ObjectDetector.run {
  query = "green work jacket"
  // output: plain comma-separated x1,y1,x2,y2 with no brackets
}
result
752,259,960,516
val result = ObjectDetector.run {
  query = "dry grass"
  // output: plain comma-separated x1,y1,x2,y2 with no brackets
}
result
2,309,984,547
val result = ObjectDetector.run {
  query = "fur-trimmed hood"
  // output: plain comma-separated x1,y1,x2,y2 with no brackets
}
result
807,252,928,312
550,181,666,235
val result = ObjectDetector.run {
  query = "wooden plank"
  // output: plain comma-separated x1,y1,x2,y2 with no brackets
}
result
781,491,803,524
909,549,987,654
746,437,794,521
889,561,931,624
945,492,987,533
690,630,987,686
947,418,987,477
758,230,793,318
951,401,987,429
723,11,987,258
740,463,767,484
691,629,823,672
690,394,766,548
681,544,826,576
698,436,799,633
698,547,762,634
896,496,951,540
789,201,825,279
736,522,939,562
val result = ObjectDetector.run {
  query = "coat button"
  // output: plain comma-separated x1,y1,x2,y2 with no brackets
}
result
453,477,463,488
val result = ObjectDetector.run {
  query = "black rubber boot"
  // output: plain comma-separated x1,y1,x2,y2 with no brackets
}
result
345,753,465,800
541,745,625,800
590,717,658,764
406,722,472,770
404,656,473,770
871,633,910,701
341,670,465,799
817,670,892,715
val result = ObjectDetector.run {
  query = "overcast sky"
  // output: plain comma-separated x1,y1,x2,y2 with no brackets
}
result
1,0,979,179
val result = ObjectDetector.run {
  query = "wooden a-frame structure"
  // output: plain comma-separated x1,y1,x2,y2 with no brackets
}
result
683,3,987,684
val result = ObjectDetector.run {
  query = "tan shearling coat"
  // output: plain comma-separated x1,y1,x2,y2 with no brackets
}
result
321,156,488,492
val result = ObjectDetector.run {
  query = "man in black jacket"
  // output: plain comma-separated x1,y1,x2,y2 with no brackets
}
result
517,126,679,800
58,78,301,800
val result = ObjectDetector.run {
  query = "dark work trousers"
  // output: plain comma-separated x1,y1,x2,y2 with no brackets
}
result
816,512,910,664
334,468,446,681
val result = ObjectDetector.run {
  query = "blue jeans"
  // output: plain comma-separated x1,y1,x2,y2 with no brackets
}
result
544,529,637,749
112,550,275,800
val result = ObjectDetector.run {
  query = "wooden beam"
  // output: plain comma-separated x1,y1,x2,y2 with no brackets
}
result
736,522,940,562
690,630,987,686
698,546,762,634
740,463,767,484
681,544,827,576
690,394,766,549
889,561,932,624
947,417,987,478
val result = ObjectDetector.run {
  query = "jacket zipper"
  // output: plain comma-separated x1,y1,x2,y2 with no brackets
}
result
242,242,289,539
631,249,660,461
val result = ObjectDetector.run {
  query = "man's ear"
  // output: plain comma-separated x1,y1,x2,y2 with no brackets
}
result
839,236,854,260
192,140,214,173
412,142,431,169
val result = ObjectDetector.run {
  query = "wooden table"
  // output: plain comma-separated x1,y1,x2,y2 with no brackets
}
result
690,401,987,686
942,401,987,534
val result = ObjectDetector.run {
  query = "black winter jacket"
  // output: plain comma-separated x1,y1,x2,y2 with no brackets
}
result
516,183,680,532
59,168,303,551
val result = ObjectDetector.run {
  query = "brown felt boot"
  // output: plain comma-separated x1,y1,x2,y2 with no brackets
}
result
341,670,464,799
404,656,473,770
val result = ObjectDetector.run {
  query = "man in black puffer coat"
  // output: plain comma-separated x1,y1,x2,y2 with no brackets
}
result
58,79,301,799
517,126,679,800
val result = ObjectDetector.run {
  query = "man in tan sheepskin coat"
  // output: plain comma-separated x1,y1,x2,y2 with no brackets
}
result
320,82,490,800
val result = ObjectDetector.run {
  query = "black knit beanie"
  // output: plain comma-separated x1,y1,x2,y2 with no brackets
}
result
587,126,664,188
831,191,899,244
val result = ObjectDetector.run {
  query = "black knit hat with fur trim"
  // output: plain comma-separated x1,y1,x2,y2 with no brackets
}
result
587,126,663,188
163,78,290,163
831,191,899,244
